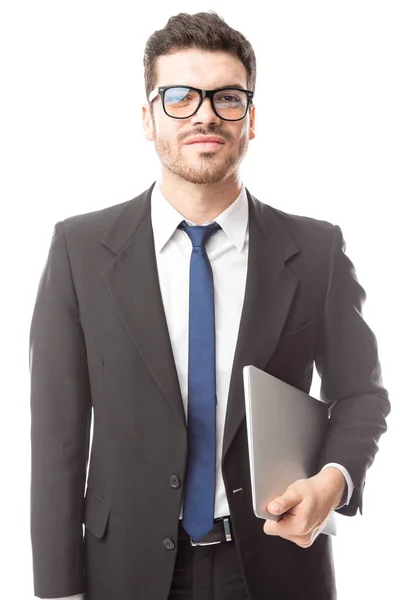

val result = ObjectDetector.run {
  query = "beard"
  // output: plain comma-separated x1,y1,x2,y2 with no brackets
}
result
153,127,249,185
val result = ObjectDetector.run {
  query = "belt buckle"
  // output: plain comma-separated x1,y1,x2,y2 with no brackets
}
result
189,517,232,546
189,537,221,547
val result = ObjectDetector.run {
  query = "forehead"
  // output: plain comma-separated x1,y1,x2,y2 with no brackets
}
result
155,49,248,89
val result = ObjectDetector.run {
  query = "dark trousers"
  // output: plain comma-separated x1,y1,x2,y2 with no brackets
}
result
168,536,249,600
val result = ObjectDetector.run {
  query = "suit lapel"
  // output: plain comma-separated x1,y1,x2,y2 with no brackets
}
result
222,191,299,460
100,184,300,459
101,183,187,429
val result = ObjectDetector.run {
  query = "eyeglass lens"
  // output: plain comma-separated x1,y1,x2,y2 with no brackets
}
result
163,87,248,120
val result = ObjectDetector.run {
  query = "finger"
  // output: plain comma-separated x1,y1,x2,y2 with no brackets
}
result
268,487,303,515
263,519,282,537
263,517,300,540
286,529,320,548
263,510,304,537
287,535,315,548
263,520,317,547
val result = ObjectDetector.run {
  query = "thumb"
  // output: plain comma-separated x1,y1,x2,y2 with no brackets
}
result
268,487,302,515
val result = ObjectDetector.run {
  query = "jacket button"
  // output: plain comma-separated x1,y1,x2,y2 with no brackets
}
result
163,538,175,550
170,475,181,489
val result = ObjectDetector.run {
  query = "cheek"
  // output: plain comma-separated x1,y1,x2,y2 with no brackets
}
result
233,123,250,143
154,116,184,142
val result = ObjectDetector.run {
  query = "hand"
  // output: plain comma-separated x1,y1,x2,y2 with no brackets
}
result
263,466,346,548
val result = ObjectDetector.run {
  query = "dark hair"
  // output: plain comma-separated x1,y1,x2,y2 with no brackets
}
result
143,12,256,100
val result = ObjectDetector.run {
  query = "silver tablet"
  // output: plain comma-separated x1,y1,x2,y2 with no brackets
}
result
243,365,336,536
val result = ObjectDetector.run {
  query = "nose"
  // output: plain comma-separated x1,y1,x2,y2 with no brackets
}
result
190,96,221,127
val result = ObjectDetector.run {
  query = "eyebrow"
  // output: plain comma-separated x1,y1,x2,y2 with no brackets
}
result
214,83,246,89
170,83,247,90
226,83,246,89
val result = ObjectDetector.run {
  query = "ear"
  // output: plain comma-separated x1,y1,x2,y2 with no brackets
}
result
142,104,155,142
249,104,256,140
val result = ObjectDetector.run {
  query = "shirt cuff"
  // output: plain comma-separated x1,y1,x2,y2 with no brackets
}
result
321,462,354,508
35,594,84,600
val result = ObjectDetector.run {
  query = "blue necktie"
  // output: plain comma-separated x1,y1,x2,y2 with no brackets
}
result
178,220,221,542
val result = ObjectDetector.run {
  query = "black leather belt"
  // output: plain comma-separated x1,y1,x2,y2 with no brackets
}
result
178,516,233,546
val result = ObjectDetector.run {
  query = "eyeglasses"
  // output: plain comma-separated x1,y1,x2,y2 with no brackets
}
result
148,85,254,121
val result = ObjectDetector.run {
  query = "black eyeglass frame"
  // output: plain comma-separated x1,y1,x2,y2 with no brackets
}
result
148,85,254,122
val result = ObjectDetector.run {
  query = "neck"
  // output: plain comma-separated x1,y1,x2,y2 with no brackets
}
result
158,169,242,225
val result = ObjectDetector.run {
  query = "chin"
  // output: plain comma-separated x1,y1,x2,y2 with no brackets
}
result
182,153,239,183
177,164,233,185
158,147,239,184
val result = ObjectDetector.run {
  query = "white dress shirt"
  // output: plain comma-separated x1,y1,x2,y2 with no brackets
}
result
38,182,353,599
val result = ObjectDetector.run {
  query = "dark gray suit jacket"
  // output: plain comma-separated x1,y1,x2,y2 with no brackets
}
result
30,183,390,599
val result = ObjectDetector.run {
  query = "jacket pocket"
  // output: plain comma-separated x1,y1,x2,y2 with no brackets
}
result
266,318,318,388
84,488,111,539
281,318,317,337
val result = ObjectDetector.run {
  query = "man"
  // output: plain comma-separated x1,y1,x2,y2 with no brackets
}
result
30,11,390,600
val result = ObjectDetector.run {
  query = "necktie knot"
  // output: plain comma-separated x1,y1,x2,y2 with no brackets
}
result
178,220,221,248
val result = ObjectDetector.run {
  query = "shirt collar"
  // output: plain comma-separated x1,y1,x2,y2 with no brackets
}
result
151,181,248,253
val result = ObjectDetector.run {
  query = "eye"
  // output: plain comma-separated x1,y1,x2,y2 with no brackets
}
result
214,91,246,107
222,95,240,102
168,93,191,103
165,87,198,105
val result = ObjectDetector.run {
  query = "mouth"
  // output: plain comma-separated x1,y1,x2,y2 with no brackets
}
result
186,141,224,151
184,137,225,151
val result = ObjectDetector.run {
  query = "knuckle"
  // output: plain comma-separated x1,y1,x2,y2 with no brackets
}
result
263,522,274,534
298,519,309,535
297,537,313,549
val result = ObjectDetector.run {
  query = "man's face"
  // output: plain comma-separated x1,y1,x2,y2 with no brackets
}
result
143,49,256,185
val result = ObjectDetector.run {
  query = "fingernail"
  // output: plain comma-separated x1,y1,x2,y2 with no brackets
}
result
270,502,281,511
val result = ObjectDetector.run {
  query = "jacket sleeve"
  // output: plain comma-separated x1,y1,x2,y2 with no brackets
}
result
314,225,390,517
320,462,354,507
30,221,92,598
37,596,84,600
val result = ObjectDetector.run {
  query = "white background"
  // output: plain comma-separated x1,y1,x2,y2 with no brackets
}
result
1,1,399,598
